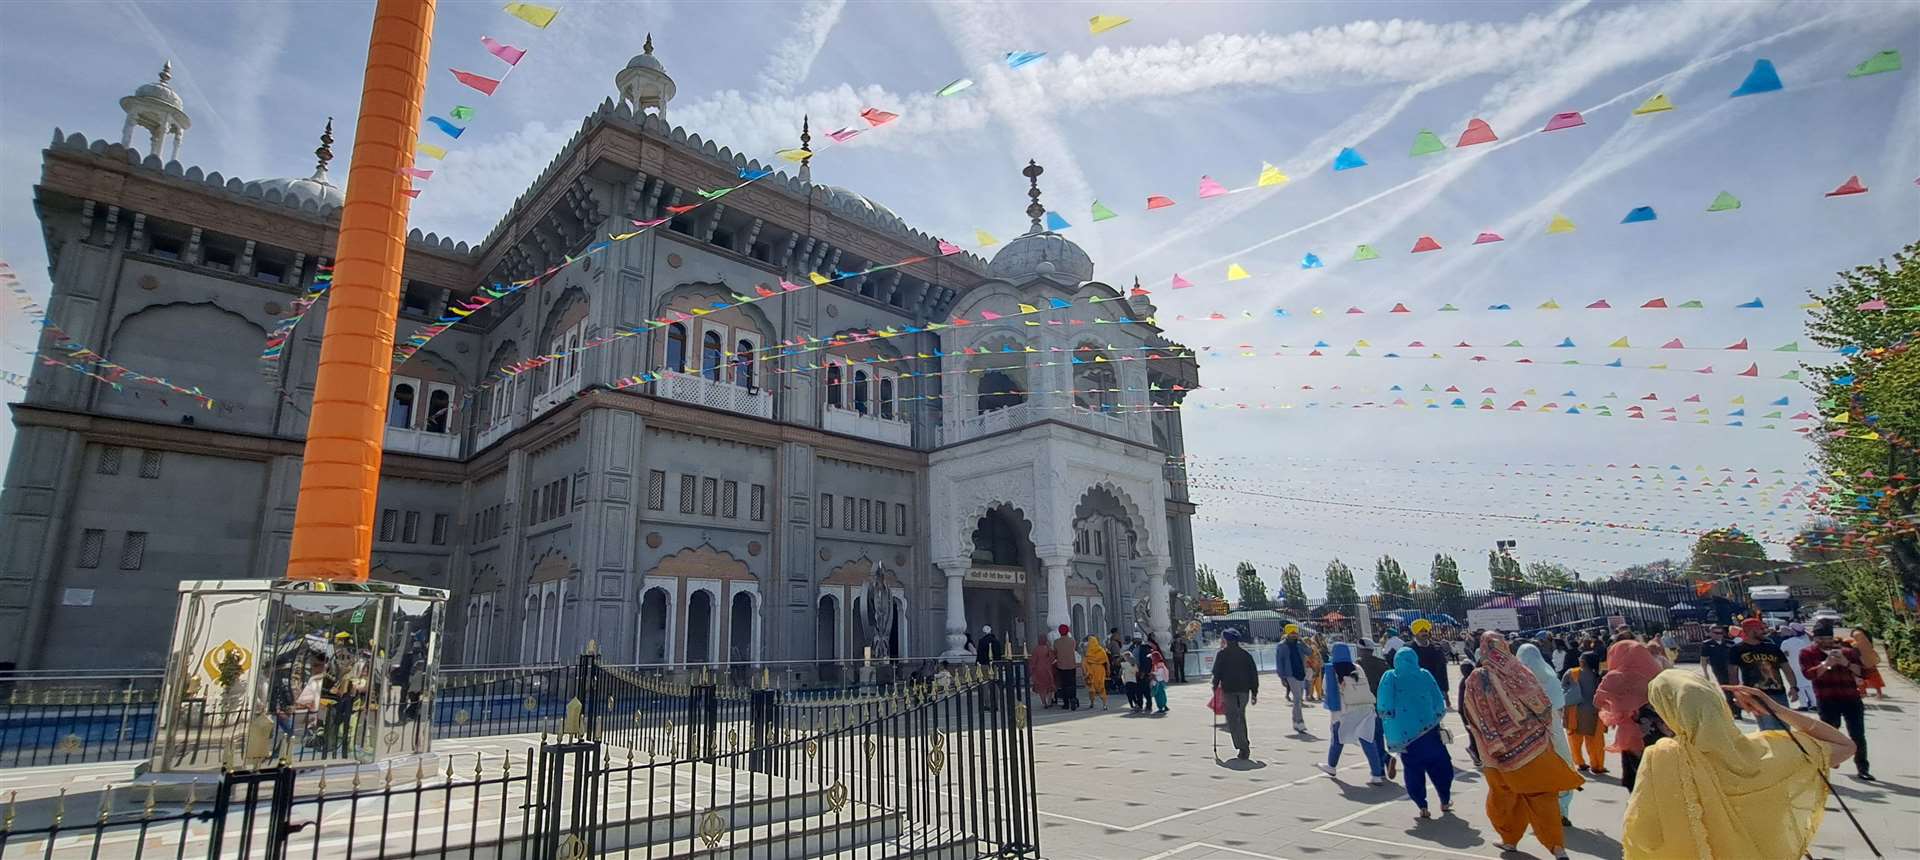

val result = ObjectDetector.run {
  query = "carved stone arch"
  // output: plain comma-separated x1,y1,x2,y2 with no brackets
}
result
102,300,274,429
947,280,1024,321
953,501,1036,571
651,543,756,581
111,299,268,339
395,345,463,387
655,282,776,339
530,548,573,584
470,562,501,594
1076,481,1148,559
821,556,906,587
539,286,591,345
485,338,521,369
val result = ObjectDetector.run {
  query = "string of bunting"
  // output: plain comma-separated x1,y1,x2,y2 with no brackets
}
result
258,265,332,380
406,2,562,198
0,260,217,408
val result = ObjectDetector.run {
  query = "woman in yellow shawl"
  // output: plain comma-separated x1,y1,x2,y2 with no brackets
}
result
1083,635,1111,709
1622,671,1857,860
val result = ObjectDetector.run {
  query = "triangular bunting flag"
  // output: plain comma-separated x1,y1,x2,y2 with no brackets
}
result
1634,93,1675,115
1547,214,1576,234
1090,200,1118,221
1738,364,1760,377
1825,175,1868,197
1089,14,1131,33
1609,337,1631,348
1226,263,1251,281
1333,147,1367,171
1472,232,1503,244
1730,59,1783,97
1587,299,1611,309
1677,299,1704,309
1456,118,1497,147
1848,49,1902,77
937,78,974,97
1622,206,1657,223
1411,236,1442,253
1171,274,1194,289
1353,244,1380,261
1409,130,1446,156
1735,297,1764,308
1198,176,1230,198
975,230,998,247
481,35,526,65
1300,253,1323,270
503,2,559,28
451,69,503,95
1258,163,1290,187
1726,338,1748,350
1045,211,1071,230
1707,191,1741,212
860,107,899,126
1005,51,1047,69
1542,111,1585,132
1146,195,1176,210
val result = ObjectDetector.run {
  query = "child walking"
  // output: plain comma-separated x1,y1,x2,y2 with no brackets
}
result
1151,654,1171,714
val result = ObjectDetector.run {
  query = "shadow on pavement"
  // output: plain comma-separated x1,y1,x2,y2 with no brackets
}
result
1216,756,1268,771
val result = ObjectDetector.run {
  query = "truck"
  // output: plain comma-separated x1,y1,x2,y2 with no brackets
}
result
1749,585,1799,626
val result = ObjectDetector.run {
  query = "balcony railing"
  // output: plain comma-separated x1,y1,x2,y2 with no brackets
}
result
940,402,1034,445
384,425,460,457
655,369,774,419
531,374,581,417
822,405,913,446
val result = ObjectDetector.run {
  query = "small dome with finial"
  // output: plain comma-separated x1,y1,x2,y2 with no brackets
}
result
119,61,192,159
617,33,675,117
256,117,344,209
987,159,1094,286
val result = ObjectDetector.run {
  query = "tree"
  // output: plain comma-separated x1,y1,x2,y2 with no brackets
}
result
1523,561,1577,588
1615,559,1686,583
1324,558,1360,608
1429,553,1467,616
1279,563,1310,615
1234,561,1272,611
1803,241,1920,593
1196,564,1224,601
1689,528,1772,582
1373,555,1412,604
1488,549,1524,593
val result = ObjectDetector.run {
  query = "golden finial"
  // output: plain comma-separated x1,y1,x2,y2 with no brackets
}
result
314,118,334,178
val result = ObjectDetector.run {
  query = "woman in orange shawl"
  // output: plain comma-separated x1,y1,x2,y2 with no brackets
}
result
1852,629,1886,697
1306,637,1326,702
1461,633,1583,860
1083,636,1111,709
1593,639,1666,792
1028,636,1058,706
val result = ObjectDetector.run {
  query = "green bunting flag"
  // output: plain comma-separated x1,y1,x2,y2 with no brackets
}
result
1353,244,1380,261
1091,200,1118,221
1707,191,1741,212
1409,130,1446,157
1848,50,1901,77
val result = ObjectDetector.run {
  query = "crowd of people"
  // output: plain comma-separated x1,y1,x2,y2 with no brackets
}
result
1026,624,1182,715
1199,616,1878,860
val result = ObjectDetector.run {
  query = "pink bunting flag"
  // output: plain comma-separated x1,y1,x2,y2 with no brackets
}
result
1542,111,1585,132
402,189,421,199
1695,366,1714,374
1346,307,1364,315
1825,175,1868,197
1390,303,1411,313
827,127,862,143
1642,298,1668,308
1684,394,1702,402
1857,298,1889,310
1146,195,1176,210
451,69,503,95
1737,364,1759,377
1586,299,1612,309
1472,232,1503,244
1197,176,1229,198
937,240,963,256
1726,338,1749,350
1411,236,1442,253
860,107,899,127
779,280,804,292
1171,274,1194,289
402,167,434,180
481,36,526,65
1457,118,1497,147
1661,338,1685,349
978,310,1001,320
631,218,668,228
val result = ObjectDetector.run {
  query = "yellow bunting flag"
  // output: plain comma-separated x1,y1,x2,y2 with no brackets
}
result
1089,14,1131,34
1546,214,1576,234
1538,299,1560,309
1226,263,1251,281
808,272,830,285
416,142,448,160
1831,412,1850,424
503,2,559,28
777,148,813,162
1609,337,1630,348
1017,303,1039,314
1257,162,1290,187
975,229,998,247
1632,93,1675,115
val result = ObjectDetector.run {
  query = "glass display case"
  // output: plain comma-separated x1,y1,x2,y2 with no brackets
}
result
148,579,446,773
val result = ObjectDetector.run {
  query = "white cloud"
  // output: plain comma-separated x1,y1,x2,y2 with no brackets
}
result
756,0,847,95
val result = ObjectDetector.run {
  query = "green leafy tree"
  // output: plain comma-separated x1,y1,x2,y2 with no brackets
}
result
1429,553,1467,616
1196,564,1224,601
1324,558,1360,608
1488,550,1525,593
1234,561,1272,611
1615,559,1686,582
1373,555,1412,604
1279,563,1310,615
1523,561,1578,588
1804,241,1920,591
1689,528,1772,582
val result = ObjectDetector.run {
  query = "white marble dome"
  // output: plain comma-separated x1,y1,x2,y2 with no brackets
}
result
256,175,344,209
987,230,1094,286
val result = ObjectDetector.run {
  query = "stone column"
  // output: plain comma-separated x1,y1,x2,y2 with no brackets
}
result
938,559,969,660
1042,555,1072,637
1145,556,1172,647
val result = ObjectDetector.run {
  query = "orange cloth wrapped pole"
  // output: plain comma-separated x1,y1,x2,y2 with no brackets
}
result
287,0,436,581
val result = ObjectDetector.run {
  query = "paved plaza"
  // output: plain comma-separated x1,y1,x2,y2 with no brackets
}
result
1028,671,1920,860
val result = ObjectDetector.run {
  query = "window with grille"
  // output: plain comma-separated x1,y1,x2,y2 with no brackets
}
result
858,499,871,533
895,504,907,536
875,501,886,535
843,497,854,531
119,531,147,570
679,476,697,514
78,529,105,568
820,494,833,528
403,511,421,543
97,446,121,475
701,477,718,516
572,472,587,509
647,471,666,511
139,450,162,479
432,514,449,545
380,509,398,542
721,481,738,518
750,484,766,522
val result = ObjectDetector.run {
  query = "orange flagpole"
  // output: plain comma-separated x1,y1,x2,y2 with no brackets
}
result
287,0,436,582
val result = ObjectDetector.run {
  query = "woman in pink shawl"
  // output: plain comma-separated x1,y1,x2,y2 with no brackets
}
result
1028,636,1058,707
1461,633,1582,859
1592,639,1668,792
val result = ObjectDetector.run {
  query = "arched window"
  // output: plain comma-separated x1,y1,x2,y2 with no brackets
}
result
826,363,843,408
426,388,452,433
878,377,895,420
666,323,688,373
701,331,724,381
1075,362,1117,411
977,370,1024,414
389,382,416,429
734,339,756,389
853,370,870,415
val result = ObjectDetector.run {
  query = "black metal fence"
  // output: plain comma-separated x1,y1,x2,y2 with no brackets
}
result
1359,577,1759,638
0,660,1039,860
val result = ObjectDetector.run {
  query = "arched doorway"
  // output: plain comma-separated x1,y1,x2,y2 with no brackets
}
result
1075,485,1145,638
816,594,840,682
1070,604,1086,640
637,587,670,664
966,505,1035,648
729,592,754,662
686,590,714,664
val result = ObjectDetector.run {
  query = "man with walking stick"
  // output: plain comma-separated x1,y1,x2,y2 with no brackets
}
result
1212,629,1259,760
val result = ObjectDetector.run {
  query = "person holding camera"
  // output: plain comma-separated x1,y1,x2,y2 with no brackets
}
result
1798,622,1874,782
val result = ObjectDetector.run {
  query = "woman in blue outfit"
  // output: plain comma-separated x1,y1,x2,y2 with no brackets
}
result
1377,646,1454,819
1318,643,1387,784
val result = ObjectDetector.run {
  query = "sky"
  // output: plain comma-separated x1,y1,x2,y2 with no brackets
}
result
1,1,1916,602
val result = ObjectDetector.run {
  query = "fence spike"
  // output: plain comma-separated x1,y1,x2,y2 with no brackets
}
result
98,786,113,825
53,787,67,828
142,784,156,820
3,789,15,833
